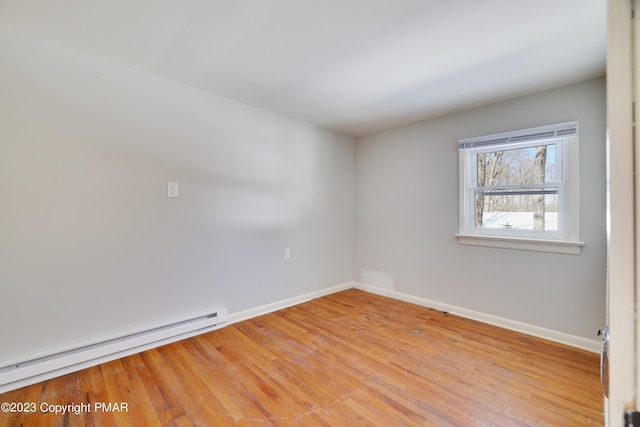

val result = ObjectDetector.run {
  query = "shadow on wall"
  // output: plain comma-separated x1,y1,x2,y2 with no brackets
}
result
360,270,396,291
0,27,331,233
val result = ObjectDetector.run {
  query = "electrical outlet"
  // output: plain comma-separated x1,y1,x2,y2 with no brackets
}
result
168,182,179,198
284,248,291,260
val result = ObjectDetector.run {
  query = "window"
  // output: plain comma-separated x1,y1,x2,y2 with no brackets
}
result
456,121,583,254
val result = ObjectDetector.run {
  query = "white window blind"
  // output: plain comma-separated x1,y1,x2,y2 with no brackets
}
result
458,121,577,151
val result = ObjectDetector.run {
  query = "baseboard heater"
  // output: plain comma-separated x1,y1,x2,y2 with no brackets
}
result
0,307,227,394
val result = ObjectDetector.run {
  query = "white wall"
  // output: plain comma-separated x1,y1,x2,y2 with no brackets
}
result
354,78,606,342
0,30,354,365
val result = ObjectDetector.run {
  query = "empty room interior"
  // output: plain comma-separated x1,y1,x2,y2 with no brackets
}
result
1,0,636,426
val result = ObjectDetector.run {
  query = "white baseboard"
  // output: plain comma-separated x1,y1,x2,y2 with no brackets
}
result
228,281,600,353
227,282,353,325
352,282,601,354
0,280,598,394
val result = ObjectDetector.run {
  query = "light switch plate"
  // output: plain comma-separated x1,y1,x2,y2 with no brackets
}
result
168,182,178,197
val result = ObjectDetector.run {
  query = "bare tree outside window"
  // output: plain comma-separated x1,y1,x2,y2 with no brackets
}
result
533,145,547,230
475,151,504,227
474,144,556,230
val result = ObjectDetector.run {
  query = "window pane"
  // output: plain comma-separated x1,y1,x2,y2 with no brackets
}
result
474,193,559,231
476,144,557,188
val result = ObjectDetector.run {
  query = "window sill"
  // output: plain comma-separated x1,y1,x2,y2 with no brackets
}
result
455,233,584,255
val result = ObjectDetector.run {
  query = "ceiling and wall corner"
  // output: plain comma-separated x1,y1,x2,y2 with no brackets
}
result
0,0,606,137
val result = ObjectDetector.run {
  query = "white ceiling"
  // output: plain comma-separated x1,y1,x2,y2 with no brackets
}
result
0,0,606,137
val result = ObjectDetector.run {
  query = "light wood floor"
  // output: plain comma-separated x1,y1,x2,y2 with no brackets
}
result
0,289,603,426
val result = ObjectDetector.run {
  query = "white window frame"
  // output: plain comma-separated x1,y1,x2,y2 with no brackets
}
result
456,121,583,255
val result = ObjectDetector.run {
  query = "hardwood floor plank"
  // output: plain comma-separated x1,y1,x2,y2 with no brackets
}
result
119,354,164,427
0,289,603,426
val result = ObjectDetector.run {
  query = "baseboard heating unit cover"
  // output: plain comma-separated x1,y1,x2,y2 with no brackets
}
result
0,307,227,393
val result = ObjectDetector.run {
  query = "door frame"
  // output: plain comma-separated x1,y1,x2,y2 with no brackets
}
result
606,0,637,424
